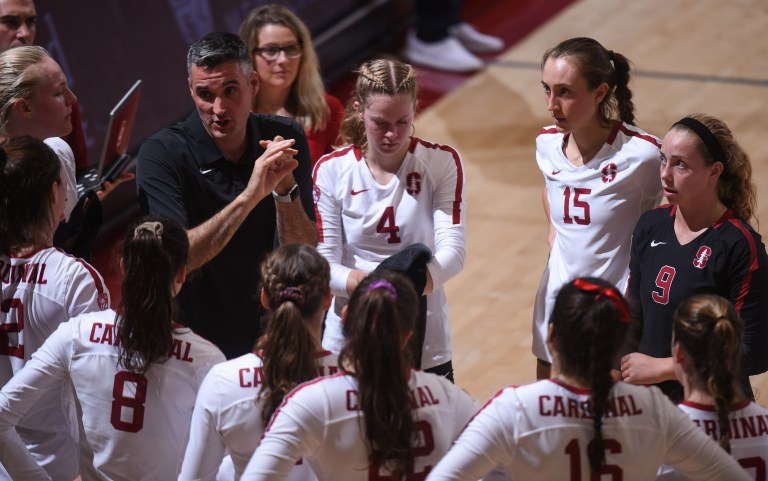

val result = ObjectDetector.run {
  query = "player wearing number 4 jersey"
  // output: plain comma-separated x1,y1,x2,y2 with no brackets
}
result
0,216,225,481
313,59,465,376
428,278,750,481
0,137,110,481
532,38,662,376
622,115,768,402
180,245,339,481
242,272,478,481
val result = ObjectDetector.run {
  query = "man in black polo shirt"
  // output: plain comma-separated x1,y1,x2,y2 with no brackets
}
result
136,32,317,358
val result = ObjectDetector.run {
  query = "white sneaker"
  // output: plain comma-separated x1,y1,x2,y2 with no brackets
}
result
450,23,504,53
406,31,484,72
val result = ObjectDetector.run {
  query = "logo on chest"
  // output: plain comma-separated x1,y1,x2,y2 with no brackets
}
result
406,172,422,196
693,245,712,269
601,163,618,183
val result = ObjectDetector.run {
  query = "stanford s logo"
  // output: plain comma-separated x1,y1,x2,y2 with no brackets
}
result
406,172,422,196
693,245,712,269
313,185,321,204
601,163,617,183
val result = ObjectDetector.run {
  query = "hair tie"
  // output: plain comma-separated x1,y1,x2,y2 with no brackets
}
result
275,286,305,306
134,221,164,240
367,280,397,299
607,50,615,62
572,279,630,322
0,146,7,168
593,418,603,430
673,117,727,166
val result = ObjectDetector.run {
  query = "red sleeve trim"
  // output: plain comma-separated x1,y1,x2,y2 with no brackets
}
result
726,219,759,313
617,123,662,148
412,138,464,224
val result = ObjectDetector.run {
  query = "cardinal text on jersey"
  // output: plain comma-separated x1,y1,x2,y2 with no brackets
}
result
539,394,643,419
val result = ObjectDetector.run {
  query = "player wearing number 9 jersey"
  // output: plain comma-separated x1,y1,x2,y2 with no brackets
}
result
532,38,662,377
313,58,466,378
242,272,478,481
0,215,225,481
179,244,339,481
0,136,110,481
428,278,750,481
657,294,768,480
622,115,768,402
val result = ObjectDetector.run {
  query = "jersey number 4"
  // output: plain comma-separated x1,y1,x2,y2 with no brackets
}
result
111,371,149,433
0,298,24,359
563,187,592,225
377,206,402,244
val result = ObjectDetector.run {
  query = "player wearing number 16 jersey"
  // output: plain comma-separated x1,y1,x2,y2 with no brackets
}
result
428,278,750,481
0,137,110,481
242,273,478,481
623,115,768,401
313,59,466,377
0,216,225,481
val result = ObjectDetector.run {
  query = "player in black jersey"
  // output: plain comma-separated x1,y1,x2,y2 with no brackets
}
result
621,114,768,402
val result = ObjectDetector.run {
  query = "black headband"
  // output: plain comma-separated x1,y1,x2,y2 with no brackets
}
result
673,117,727,165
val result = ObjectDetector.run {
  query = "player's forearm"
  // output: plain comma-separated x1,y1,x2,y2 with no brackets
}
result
276,200,318,245
186,195,255,272
0,425,52,481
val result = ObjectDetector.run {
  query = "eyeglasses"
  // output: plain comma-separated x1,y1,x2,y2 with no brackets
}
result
253,43,303,61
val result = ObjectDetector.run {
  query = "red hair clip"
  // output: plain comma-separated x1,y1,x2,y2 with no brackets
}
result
572,279,630,322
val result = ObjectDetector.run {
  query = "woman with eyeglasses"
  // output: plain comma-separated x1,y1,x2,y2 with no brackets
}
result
239,4,343,165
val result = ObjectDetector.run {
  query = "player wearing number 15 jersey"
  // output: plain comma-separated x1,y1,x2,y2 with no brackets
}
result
242,273,478,481
0,216,225,481
532,38,662,373
428,278,750,481
313,59,465,377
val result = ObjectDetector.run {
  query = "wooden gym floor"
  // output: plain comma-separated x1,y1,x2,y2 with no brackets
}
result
416,0,768,404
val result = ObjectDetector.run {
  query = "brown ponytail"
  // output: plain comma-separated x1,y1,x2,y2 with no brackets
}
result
257,244,330,427
339,271,419,480
673,294,742,452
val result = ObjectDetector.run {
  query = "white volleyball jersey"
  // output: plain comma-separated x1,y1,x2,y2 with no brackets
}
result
179,350,340,481
313,138,467,369
427,379,750,481
0,247,109,480
241,370,478,481
657,400,768,480
0,310,225,481
532,122,662,361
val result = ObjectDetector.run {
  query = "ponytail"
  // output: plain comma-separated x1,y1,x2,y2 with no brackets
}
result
116,215,188,373
257,244,330,427
340,271,419,480
549,277,630,476
674,294,742,453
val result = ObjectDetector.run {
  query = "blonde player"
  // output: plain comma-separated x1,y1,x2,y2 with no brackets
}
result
179,244,339,480
0,136,109,480
533,37,662,378
313,58,466,380
428,278,751,481
241,271,478,481
657,294,768,480
0,215,225,480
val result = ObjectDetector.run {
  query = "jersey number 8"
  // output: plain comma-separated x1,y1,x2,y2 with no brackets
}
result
111,371,149,433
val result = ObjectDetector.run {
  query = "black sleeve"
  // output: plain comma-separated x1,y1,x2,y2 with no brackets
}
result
728,230,768,376
620,219,646,359
288,122,316,222
135,135,189,228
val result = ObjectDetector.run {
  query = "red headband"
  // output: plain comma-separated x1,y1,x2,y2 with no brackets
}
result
572,279,630,322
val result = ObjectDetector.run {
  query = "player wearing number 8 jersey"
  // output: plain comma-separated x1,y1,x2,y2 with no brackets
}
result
313,58,466,378
428,278,750,481
0,137,110,481
622,114,768,402
242,272,478,481
0,215,225,480
532,38,662,377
